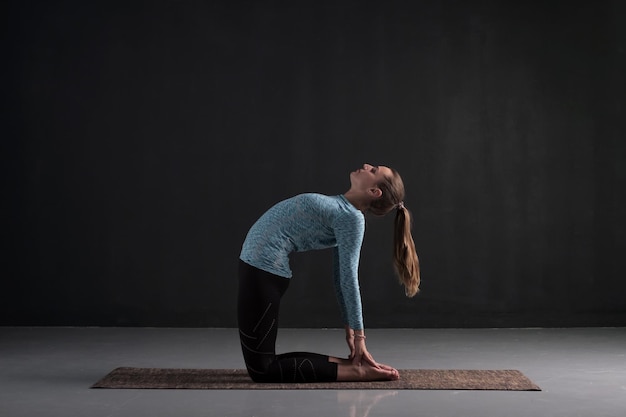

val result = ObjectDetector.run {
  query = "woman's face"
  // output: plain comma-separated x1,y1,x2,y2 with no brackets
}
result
350,163,393,192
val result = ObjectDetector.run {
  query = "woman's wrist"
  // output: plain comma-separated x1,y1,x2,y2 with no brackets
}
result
345,326,366,339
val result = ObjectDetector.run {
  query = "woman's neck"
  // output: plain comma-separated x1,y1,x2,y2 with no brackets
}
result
343,189,369,213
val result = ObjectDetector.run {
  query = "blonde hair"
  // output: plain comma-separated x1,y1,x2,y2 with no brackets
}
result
369,168,421,297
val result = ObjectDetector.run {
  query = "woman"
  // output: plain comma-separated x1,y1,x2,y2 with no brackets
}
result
238,163,420,382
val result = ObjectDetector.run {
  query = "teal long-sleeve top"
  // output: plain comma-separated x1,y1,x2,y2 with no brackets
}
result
240,193,365,330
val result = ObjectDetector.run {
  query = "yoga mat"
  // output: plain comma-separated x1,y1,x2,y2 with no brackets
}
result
91,367,541,391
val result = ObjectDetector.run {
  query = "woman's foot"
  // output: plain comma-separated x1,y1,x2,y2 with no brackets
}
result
377,363,401,379
336,361,400,381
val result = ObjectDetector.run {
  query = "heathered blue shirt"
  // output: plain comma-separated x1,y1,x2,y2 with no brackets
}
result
240,193,365,330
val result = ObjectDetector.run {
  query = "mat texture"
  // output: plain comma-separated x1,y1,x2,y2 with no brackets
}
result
91,367,541,391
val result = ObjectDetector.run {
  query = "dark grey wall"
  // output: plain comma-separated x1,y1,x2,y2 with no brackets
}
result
3,1,625,328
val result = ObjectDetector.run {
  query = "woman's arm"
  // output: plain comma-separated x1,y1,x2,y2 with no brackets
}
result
332,213,365,331
332,247,350,327
333,212,379,367
334,247,372,365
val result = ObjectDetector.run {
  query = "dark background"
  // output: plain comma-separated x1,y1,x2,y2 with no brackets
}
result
3,0,625,328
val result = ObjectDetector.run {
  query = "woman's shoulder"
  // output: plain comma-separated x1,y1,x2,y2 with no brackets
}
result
292,192,337,207
297,193,357,213
283,193,361,222
289,193,363,232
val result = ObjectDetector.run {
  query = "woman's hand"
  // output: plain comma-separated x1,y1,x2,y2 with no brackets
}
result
345,326,380,368
351,337,380,367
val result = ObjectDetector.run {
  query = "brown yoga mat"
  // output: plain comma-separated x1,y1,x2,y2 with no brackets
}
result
91,367,541,391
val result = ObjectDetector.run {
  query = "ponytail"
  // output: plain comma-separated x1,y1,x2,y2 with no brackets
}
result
393,205,420,297
369,167,421,297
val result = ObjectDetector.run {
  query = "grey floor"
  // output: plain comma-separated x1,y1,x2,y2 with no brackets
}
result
1,327,625,417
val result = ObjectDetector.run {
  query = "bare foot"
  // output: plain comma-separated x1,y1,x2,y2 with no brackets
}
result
330,357,400,381
337,361,400,382
376,362,400,380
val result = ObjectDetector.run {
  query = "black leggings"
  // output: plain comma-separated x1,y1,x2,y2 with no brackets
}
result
237,260,338,383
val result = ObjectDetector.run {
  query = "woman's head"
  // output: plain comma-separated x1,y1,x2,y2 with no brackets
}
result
368,166,405,216
347,163,403,214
